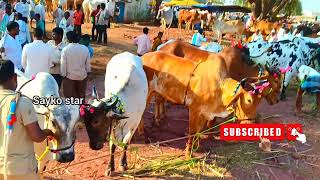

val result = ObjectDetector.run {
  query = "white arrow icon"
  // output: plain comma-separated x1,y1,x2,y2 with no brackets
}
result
290,128,306,143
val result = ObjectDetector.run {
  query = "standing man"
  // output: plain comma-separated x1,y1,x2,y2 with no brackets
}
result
53,5,64,28
59,11,73,43
0,22,23,70
96,3,108,44
34,0,45,36
47,27,66,88
61,31,91,99
34,13,44,34
0,59,55,180
90,5,100,41
73,4,83,36
106,0,115,27
28,0,35,26
15,13,31,47
0,5,14,37
21,28,54,78
14,0,29,23
133,27,151,56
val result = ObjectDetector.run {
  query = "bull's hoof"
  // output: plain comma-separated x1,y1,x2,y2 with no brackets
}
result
280,94,287,101
119,164,128,172
105,168,115,177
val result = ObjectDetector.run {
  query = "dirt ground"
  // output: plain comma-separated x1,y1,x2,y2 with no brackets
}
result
40,20,320,180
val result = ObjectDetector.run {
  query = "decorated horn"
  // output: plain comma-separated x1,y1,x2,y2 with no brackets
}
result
105,96,118,109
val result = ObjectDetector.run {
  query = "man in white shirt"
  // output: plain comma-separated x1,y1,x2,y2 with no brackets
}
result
133,27,151,56
14,0,29,22
59,11,73,43
21,28,54,78
106,0,115,27
53,5,64,28
15,13,31,47
28,0,35,26
277,24,286,40
0,21,23,70
96,3,108,44
47,27,66,88
191,28,207,47
61,31,91,99
34,1,45,35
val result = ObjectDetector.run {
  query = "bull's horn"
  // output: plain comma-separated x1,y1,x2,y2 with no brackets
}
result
92,86,99,100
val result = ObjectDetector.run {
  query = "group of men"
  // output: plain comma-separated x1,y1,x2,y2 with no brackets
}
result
90,0,116,44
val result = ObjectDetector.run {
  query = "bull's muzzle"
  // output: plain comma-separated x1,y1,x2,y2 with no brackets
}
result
57,152,75,163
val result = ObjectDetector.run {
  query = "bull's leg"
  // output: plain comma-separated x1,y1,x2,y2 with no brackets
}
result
295,88,303,114
105,143,116,176
185,109,206,159
280,85,287,101
119,144,128,172
316,93,320,113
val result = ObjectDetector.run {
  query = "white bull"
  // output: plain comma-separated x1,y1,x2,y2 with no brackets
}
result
82,52,148,176
212,19,245,43
157,6,173,37
16,71,81,173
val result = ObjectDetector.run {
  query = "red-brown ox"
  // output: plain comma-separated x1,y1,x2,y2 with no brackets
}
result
249,20,281,35
178,9,201,33
142,51,280,157
139,41,283,132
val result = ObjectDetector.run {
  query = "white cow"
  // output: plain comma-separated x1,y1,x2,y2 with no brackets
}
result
157,6,173,37
82,52,148,176
16,71,81,173
212,19,245,43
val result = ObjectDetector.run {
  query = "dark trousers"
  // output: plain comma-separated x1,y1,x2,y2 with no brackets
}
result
74,25,82,37
91,23,97,40
51,74,62,89
62,77,87,99
97,25,107,44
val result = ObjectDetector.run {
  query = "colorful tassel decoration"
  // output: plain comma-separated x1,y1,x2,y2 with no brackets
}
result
6,101,17,135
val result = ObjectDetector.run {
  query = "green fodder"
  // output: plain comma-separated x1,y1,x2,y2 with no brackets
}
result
212,143,262,170
123,154,227,178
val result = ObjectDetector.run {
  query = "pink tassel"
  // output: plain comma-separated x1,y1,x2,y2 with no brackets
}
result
273,73,278,79
80,105,86,116
279,66,292,74
89,108,94,114
31,75,36,80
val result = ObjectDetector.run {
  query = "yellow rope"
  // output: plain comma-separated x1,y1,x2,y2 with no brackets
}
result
36,146,50,161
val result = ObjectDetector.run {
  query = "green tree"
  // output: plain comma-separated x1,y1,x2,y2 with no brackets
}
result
283,0,302,16
247,0,297,21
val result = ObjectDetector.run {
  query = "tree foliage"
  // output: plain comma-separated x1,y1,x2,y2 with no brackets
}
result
248,0,294,21
283,0,302,16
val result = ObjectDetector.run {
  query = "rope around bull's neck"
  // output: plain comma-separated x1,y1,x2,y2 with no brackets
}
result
183,60,205,106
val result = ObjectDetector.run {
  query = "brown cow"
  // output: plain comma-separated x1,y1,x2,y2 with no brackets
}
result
178,9,201,33
249,20,281,35
142,51,278,157
151,41,283,126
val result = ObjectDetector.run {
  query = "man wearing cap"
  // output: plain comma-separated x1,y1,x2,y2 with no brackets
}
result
0,21,23,71
133,27,151,56
0,59,55,180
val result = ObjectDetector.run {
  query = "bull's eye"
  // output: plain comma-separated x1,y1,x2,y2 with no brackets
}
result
51,121,57,128
247,99,252,103
92,119,99,126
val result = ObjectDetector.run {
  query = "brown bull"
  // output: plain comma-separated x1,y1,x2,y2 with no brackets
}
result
142,51,278,157
178,9,201,33
140,41,283,130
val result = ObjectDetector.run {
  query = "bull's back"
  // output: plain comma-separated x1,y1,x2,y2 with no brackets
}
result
159,41,210,61
218,47,258,81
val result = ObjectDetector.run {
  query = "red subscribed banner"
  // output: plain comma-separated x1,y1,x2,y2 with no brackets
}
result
220,124,285,141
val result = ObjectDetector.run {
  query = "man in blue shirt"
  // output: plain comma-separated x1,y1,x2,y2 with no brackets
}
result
191,28,207,47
